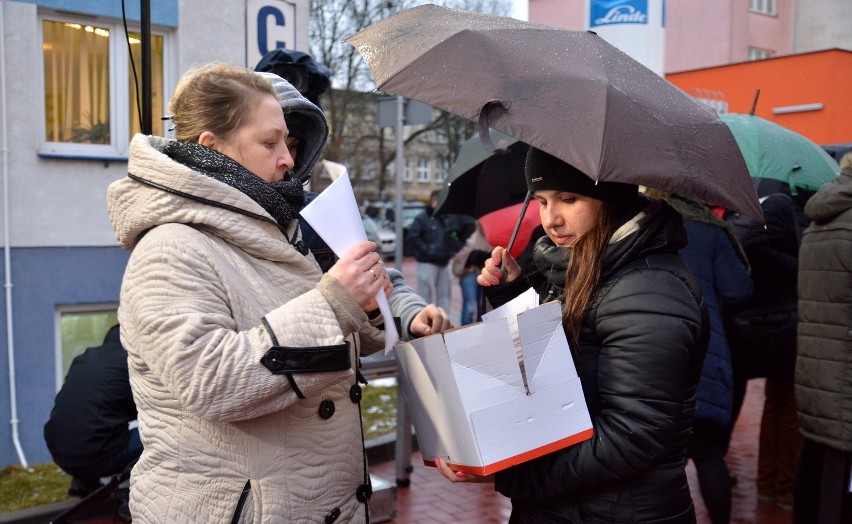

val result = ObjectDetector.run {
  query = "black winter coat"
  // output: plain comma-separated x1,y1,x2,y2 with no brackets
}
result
488,199,709,523
44,325,137,478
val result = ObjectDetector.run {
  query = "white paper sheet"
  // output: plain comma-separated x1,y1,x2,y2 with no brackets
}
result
299,172,399,352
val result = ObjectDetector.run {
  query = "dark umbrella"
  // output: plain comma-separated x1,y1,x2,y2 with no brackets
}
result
347,4,763,223
436,129,530,218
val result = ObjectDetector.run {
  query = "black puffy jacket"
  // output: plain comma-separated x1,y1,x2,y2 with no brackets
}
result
489,199,709,523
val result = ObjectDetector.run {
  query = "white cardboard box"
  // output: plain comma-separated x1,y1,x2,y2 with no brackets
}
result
395,293,593,476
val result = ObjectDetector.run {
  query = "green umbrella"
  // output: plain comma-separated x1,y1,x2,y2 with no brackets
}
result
719,113,839,193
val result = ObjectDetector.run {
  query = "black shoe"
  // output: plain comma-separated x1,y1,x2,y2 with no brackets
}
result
68,477,100,497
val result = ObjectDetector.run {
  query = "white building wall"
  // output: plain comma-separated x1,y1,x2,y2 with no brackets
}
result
794,0,852,53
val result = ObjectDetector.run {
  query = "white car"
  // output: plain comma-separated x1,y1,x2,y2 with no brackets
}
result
363,217,397,259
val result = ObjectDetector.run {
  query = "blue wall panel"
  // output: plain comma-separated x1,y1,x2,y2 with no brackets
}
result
15,0,178,27
0,246,129,467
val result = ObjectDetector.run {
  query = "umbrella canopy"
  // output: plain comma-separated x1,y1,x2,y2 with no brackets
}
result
719,113,839,193
347,4,763,223
479,201,541,259
436,129,530,217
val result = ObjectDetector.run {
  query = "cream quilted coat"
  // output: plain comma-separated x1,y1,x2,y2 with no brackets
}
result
107,134,385,523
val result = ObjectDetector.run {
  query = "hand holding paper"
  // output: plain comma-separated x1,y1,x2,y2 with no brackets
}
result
299,173,400,352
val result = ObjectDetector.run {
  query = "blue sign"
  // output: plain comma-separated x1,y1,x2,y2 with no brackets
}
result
590,0,649,28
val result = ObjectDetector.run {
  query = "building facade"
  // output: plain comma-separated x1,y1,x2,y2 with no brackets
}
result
0,0,310,468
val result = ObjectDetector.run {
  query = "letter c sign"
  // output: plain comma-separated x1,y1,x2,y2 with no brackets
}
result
246,0,296,67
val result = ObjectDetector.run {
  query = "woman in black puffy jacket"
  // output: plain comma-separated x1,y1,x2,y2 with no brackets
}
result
436,147,709,523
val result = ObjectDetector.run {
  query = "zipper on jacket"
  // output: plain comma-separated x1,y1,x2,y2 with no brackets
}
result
230,480,252,524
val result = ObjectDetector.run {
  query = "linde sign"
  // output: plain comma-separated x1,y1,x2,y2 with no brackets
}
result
590,0,649,28
246,0,297,67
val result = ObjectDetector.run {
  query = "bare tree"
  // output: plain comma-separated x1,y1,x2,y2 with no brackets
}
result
309,0,511,197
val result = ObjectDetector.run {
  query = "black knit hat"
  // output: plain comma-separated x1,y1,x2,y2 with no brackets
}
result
525,147,639,206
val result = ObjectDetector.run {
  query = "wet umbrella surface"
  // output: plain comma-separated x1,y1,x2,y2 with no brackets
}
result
348,4,763,222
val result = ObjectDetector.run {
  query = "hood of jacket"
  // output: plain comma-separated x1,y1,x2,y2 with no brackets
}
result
257,72,328,183
804,167,852,224
108,134,306,265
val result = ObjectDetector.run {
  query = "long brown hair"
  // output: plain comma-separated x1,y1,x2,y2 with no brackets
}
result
562,204,613,349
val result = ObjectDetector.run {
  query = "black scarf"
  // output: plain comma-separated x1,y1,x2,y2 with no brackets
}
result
162,140,305,228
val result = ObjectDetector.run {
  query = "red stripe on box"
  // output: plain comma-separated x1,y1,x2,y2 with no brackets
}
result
422,428,594,476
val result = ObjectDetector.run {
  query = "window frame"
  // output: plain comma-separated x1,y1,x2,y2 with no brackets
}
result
749,0,776,16
37,12,173,160
416,158,430,182
53,303,119,391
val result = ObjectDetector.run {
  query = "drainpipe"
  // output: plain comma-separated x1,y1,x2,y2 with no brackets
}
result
0,0,29,468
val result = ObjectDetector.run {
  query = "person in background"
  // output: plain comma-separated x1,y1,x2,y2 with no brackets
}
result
436,147,709,523
408,189,470,312
44,323,141,510
654,192,754,524
451,219,493,325
108,62,395,523
732,178,815,511
793,152,852,524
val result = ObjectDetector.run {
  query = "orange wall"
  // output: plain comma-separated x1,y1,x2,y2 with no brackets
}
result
666,49,852,145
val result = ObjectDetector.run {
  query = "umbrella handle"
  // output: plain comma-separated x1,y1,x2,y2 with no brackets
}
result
500,191,532,282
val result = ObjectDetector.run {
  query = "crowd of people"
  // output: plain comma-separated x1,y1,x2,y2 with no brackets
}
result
42,50,849,523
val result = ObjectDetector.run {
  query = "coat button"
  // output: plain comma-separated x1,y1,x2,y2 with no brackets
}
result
324,507,341,523
349,384,362,403
318,399,335,419
356,482,372,503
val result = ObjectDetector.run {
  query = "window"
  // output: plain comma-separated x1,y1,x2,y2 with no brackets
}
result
417,159,430,182
403,159,413,182
749,0,776,15
434,158,448,183
41,14,170,158
55,306,119,389
748,47,774,61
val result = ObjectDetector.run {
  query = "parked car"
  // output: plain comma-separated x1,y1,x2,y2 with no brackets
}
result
363,216,397,260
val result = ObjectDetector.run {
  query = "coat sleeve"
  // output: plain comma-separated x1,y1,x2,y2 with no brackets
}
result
495,266,703,500
120,231,358,424
712,227,754,304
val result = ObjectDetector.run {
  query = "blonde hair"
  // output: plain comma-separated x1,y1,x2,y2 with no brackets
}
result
168,62,277,143
840,151,852,170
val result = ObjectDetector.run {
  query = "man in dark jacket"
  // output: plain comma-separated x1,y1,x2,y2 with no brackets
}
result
794,153,852,523
728,179,814,511
44,324,141,497
407,190,472,312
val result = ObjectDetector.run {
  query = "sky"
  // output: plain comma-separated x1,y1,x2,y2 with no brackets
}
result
511,0,529,20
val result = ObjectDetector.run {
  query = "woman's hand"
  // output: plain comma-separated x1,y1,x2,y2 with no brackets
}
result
477,246,521,286
409,304,452,337
434,457,495,484
327,241,389,312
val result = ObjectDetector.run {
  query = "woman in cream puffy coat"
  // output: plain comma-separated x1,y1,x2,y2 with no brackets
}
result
108,63,403,523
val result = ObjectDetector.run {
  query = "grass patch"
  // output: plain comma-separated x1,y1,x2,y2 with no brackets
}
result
360,382,398,441
0,383,399,513
0,463,71,513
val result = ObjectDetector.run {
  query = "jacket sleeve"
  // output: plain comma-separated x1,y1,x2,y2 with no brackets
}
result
120,231,360,424
495,266,703,500
712,228,754,304
386,268,428,341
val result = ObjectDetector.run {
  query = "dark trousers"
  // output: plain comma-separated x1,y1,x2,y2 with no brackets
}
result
688,420,731,524
793,438,852,524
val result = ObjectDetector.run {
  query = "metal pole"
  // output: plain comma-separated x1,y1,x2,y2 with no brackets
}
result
392,96,404,268
141,0,152,135
392,95,412,487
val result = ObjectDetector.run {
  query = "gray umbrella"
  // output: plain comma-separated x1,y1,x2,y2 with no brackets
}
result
348,4,763,222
